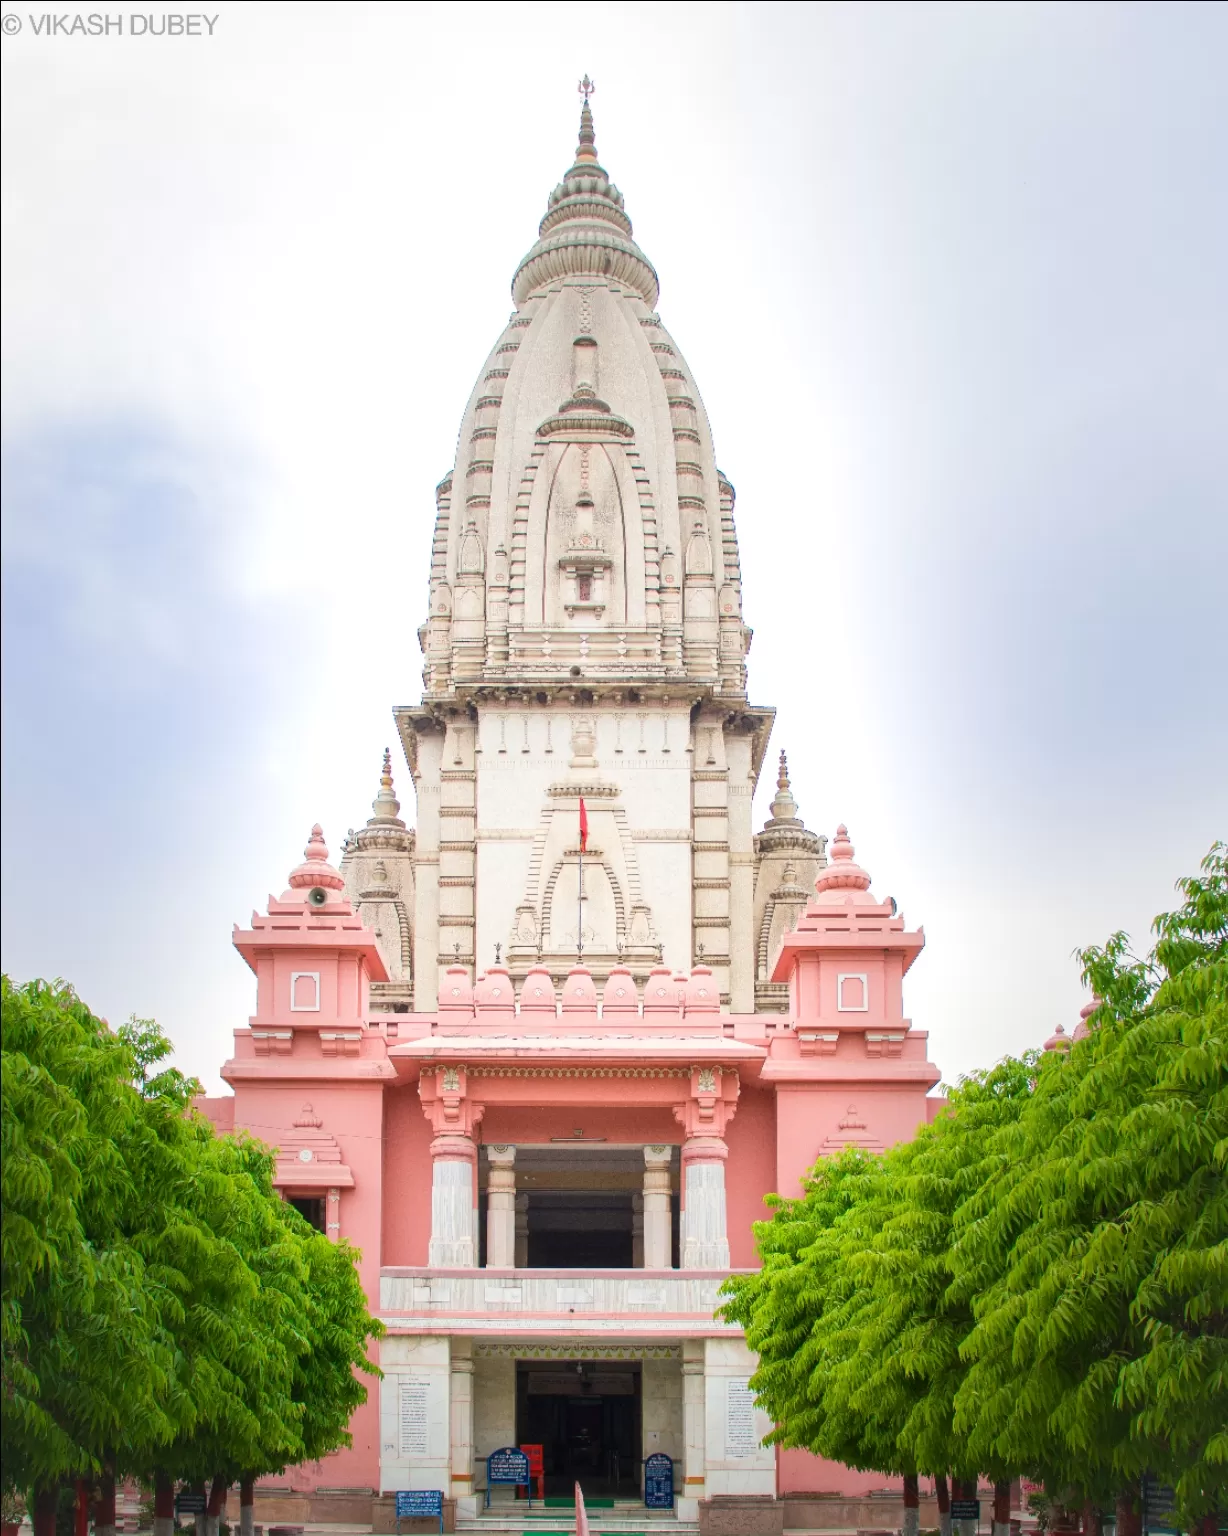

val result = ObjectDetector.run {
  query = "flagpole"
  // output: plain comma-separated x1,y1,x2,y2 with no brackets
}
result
577,841,583,964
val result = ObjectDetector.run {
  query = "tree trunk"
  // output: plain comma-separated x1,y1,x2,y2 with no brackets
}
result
992,1480,1012,1536
96,1472,117,1536
903,1475,920,1536
936,1475,952,1536
1081,1500,1099,1536
239,1480,256,1536
1115,1488,1141,1536
153,1473,175,1536
33,1487,58,1536
193,1481,208,1536
205,1475,228,1536
74,1481,90,1536
954,1479,980,1536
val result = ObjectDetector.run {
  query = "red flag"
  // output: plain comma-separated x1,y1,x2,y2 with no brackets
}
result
578,797,589,852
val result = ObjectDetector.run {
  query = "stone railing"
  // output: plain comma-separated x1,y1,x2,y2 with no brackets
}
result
379,1267,749,1334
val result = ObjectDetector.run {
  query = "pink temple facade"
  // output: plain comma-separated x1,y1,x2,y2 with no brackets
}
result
200,91,948,1533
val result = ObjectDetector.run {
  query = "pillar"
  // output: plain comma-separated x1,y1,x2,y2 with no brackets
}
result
631,1193,644,1268
429,1134,477,1266
680,1343,706,1519
450,1340,476,1509
643,1146,673,1269
681,1136,729,1268
485,1146,516,1268
326,1186,341,1242
514,1192,529,1267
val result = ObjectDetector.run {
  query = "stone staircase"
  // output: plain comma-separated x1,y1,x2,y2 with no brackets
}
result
457,1501,696,1536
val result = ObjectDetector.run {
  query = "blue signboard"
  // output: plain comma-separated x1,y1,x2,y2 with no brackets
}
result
1142,1475,1179,1536
486,1448,531,1509
175,1492,207,1516
950,1501,981,1522
395,1491,444,1533
644,1453,674,1510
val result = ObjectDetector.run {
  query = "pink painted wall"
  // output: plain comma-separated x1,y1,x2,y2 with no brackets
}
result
723,1085,777,1268
778,1447,900,1497
381,1083,434,1268
231,1079,385,1491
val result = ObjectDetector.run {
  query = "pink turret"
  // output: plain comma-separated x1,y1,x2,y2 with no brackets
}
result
232,824,388,1036
771,823,925,1030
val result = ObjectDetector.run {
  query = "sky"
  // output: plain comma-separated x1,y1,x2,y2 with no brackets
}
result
2,1,1225,1095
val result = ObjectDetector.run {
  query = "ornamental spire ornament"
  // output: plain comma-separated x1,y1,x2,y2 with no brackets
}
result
511,83,659,306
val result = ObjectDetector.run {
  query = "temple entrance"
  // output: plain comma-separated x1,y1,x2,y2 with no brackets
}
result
516,1359,641,1498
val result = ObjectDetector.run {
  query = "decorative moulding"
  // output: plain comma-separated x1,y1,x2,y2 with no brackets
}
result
290,971,321,1011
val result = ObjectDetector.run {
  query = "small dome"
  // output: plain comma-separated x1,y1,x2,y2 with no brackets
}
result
1043,1022,1072,1053
519,964,558,1016
287,824,346,892
814,824,873,900
602,965,640,1014
1071,998,1100,1042
560,966,599,1014
642,965,681,1016
474,965,515,1016
438,964,475,1016
685,965,720,1015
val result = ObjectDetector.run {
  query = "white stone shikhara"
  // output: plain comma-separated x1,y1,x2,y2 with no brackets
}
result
428,1145,476,1267
484,1146,517,1267
682,1140,730,1269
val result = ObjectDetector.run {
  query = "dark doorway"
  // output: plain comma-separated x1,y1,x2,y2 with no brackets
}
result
525,1192,634,1269
288,1195,326,1233
516,1360,641,1498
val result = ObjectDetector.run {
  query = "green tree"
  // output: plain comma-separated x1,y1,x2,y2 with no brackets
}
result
953,844,1228,1522
1,979,178,1495
2,981,382,1530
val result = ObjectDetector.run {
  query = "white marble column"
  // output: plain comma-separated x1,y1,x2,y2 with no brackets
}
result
450,1339,476,1512
429,1134,477,1266
485,1146,516,1268
514,1192,529,1267
681,1136,730,1268
679,1344,706,1520
643,1145,673,1269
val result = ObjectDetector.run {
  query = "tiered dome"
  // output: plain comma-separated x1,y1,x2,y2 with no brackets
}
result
512,94,659,306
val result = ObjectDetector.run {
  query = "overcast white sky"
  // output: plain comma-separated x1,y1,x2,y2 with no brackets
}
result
2,1,1225,1095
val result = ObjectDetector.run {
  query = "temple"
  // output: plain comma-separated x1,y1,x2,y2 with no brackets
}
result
201,87,944,1533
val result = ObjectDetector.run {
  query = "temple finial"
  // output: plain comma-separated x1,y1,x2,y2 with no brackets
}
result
575,77,597,162
370,747,403,824
814,823,872,897
768,748,799,824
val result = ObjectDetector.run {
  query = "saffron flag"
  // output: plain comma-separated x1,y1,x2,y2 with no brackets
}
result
578,796,589,852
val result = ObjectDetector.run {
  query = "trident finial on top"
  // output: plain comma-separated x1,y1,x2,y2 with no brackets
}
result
578,74,595,103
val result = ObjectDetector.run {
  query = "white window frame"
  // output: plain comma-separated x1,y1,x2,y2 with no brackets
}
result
836,972,869,1012
290,970,321,1012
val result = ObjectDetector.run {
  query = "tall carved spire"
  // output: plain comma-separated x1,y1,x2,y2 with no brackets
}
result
369,748,403,825
511,90,659,306
769,751,799,824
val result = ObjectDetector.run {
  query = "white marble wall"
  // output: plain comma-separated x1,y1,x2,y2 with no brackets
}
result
701,1337,776,1498
380,1271,733,1327
642,1355,683,1489
380,1335,452,1493
472,1354,516,1501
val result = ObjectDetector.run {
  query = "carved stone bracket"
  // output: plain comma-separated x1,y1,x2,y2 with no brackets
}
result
673,1066,740,1138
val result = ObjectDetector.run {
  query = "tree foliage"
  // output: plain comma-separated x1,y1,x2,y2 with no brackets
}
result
721,843,1226,1518
1,979,382,1506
